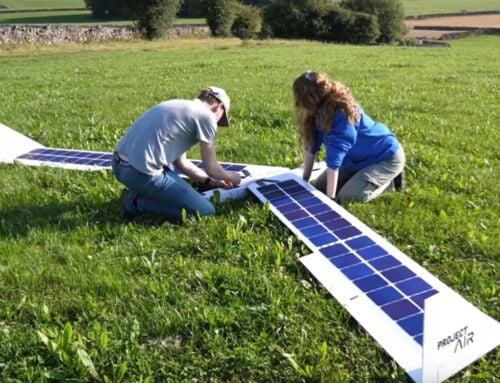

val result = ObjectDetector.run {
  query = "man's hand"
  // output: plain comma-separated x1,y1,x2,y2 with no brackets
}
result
226,171,241,186
210,178,234,189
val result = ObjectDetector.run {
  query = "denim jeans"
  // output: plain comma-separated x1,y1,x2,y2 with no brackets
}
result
111,156,215,221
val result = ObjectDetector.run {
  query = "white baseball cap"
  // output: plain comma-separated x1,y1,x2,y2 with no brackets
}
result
208,86,230,127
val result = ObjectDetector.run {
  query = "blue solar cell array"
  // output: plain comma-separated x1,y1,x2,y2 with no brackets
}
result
255,179,439,346
16,148,247,173
17,148,112,167
191,159,246,172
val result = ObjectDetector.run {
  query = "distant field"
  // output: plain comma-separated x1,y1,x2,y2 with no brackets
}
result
402,0,500,16
0,0,84,9
0,10,204,25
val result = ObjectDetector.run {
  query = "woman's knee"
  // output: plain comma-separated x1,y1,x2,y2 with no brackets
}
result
337,186,375,204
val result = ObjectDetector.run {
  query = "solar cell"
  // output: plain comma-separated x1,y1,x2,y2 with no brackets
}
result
357,245,388,260
397,313,423,337
367,286,403,306
341,263,373,280
410,289,439,309
293,217,317,229
320,243,350,258
300,225,328,237
324,217,350,230
315,210,341,223
396,277,431,296
309,232,337,246
354,274,388,292
382,266,416,283
335,225,362,239
382,299,420,321
369,255,401,271
306,203,331,215
329,253,362,269
283,209,308,221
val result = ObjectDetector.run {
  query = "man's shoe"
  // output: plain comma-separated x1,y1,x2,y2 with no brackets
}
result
119,189,138,220
394,170,406,192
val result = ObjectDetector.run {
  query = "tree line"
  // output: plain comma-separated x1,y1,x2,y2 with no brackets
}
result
85,0,407,43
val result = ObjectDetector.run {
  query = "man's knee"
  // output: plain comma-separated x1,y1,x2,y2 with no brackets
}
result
196,200,216,217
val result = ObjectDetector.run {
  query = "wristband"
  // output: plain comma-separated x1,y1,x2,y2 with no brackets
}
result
203,177,212,185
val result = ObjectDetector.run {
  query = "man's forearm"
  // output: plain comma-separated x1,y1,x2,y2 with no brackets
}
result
174,157,209,183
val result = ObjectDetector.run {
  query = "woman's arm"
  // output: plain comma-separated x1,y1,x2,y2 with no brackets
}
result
302,149,316,182
325,167,339,199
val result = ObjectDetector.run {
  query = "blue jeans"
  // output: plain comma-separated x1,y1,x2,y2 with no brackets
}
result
111,156,215,221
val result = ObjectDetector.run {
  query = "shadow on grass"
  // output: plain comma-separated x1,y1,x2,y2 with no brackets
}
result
0,195,250,238
0,198,120,238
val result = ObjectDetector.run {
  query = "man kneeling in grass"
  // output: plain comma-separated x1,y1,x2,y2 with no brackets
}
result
111,87,241,221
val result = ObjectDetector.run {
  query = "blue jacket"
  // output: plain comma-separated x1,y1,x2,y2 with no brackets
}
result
309,108,399,171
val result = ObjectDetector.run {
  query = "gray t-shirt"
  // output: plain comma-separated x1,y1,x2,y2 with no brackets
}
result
115,99,217,176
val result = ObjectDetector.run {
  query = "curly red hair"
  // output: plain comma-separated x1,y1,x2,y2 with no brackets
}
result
293,71,359,150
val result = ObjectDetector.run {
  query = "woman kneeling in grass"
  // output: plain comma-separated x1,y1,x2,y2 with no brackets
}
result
293,71,405,203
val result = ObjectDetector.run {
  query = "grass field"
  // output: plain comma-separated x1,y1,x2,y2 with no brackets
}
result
0,10,204,25
0,36,499,381
402,0,500,15
0,0,84,9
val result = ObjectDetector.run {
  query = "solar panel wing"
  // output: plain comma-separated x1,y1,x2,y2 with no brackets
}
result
16,148,113,170
15,147,251,174
248,172,500,383
12,145,290,203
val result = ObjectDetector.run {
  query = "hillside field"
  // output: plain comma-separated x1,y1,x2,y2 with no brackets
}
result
0,36,499,381
0,0,84,9
402,0,500,16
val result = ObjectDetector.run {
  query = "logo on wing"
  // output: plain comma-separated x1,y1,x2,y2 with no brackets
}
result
437,326,475,353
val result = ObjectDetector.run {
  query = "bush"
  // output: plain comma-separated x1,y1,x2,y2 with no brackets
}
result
341,0,406,42
231,2,262,39
135,0,182,39
322,8,380,44
203,0,236,37
264,0,335,39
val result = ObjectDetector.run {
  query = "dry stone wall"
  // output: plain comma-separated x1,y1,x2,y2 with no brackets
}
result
0,24,210,44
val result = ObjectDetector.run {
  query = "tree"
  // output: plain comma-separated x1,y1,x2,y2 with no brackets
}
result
232,2,263,39
135,0,182,39
322,9,380,44
203,0,236,37
341,0,406,42
264,0,335,39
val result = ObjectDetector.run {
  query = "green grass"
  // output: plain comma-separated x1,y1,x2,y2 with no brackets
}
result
0,0,84,10
0,36,499,382
402,0,500,16
0,10,204,25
